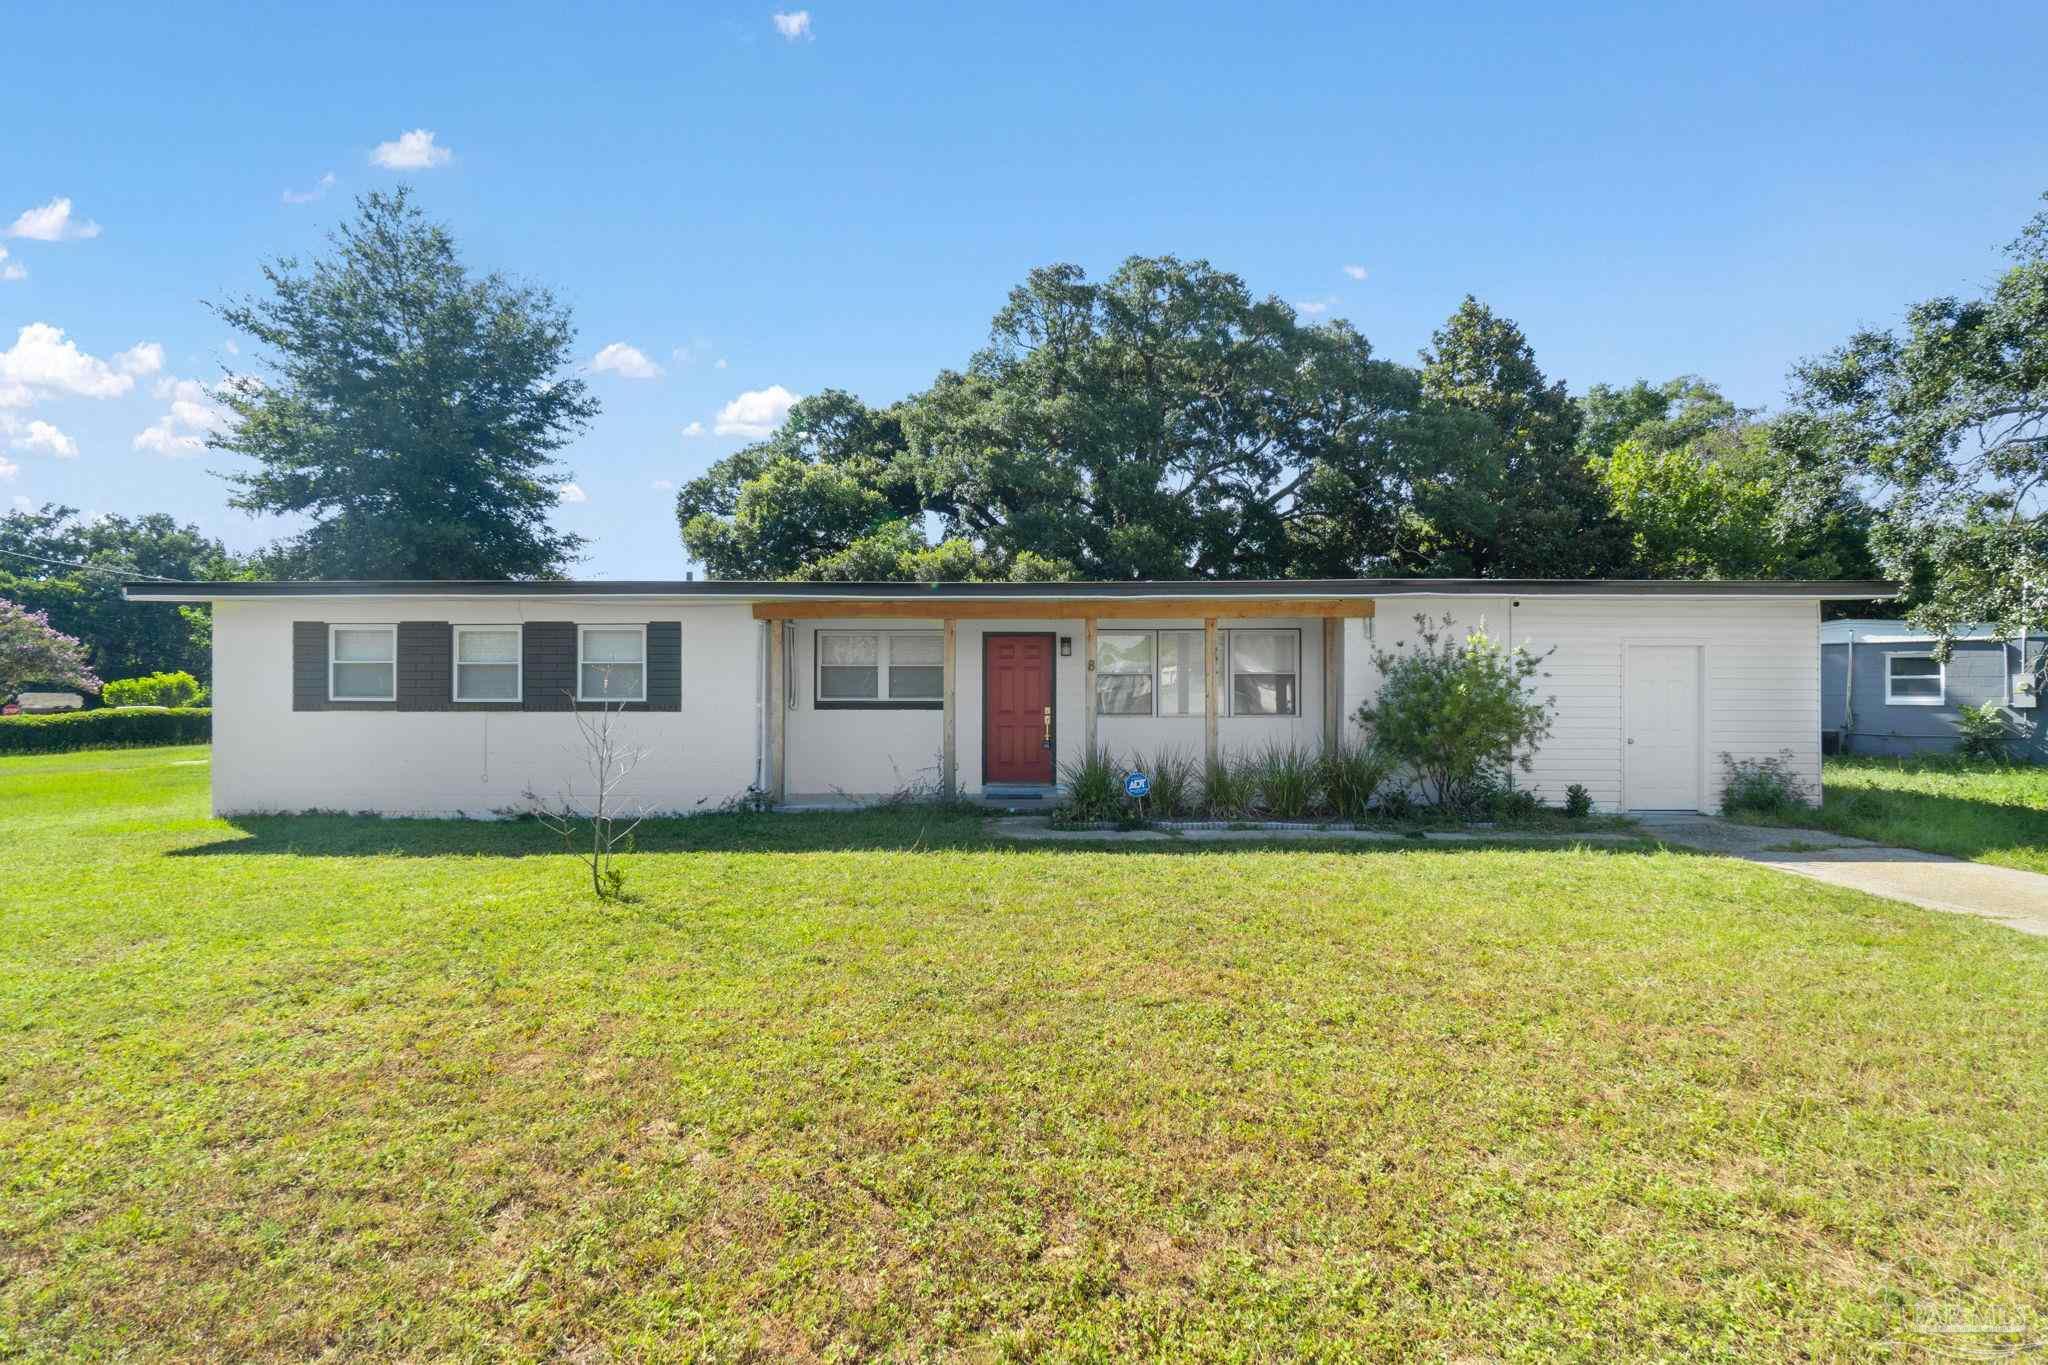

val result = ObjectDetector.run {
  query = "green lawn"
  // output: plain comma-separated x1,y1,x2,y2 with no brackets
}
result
1767,757,2048,874
4,747,2047,1358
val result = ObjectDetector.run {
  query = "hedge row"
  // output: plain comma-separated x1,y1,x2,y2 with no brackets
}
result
0,707,212,754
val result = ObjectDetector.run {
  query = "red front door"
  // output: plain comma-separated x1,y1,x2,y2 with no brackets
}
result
984,633,1056,785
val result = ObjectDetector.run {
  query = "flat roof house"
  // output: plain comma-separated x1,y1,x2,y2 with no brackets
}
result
125,577,1895,818
1821,619,2045,761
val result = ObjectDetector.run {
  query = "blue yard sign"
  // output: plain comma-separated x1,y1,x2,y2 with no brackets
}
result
1124,771,1151,799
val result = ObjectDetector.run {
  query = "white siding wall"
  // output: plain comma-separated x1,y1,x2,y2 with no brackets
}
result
210,598,761,817
1345,595,1822,812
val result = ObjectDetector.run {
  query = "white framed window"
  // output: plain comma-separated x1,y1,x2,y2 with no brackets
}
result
1096,631,1155,715
1885,653,1943,706
1156,629,1208,717
329,625,397,702
1227,629,1300,716
453,625,522,703
816,630,944,705
578,625,647,702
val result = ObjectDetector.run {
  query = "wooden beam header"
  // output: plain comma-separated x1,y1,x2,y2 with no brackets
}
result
752,597,1374,622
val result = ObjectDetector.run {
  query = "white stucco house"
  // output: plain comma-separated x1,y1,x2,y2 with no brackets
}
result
123,576,1894,817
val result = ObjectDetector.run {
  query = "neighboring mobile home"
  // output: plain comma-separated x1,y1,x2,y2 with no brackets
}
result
1820,619,2045,761
124,577,1894,816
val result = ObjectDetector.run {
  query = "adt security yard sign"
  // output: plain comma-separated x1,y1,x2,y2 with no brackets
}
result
1124,772,1152,799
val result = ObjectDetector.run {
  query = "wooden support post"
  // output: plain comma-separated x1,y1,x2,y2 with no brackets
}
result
1082,617,1098,759
1322,617,1344,754
766,619,787,804
941,618,958,799
1204,617,1221,775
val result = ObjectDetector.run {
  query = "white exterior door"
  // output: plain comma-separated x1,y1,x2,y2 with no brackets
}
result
1624,644,1703,810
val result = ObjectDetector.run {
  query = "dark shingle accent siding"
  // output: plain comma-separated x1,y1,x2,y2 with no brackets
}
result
292,621,327,712
648,621,681,711
523,621,578,711
397,621,453,711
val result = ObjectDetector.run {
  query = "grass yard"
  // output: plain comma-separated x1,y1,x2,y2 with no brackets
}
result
4,747,2047,1359
1750,757,2048,875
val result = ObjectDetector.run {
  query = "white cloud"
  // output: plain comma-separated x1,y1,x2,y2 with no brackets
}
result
5,197,101,242
558,482,588,504
772,10,813,39
589,342,663,380
0,247,23,283
282,172,337,205
0,324,137,401
652,478,675,491
370,129,453,170
115,342,163,376
1294,296,1336,317
1342,264,1368,281
132,376,226,458
714,357,728,369
9,419,78,459
681,420,706,438
0,460,18,482
714,385,798,437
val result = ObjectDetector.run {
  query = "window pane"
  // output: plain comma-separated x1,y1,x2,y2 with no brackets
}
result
582,629,644,664
1158,630,1206,717
1890,657,1940,679
889,665,943,699
1098,631,1153,674
1098,674,1154,715
456,663,519,701
889,633,943,666
334,627,393,662
458,628,519,663
581,662,644,700
332,661,393,699
819,665,879,699
1891,676,1941,698
820,633,879,667
1230,630,1297,676
1232,674,1297,716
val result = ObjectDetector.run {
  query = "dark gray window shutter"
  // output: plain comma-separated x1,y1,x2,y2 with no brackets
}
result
648,622,681,711
397,622,452,711
292,622,327,712
522,622,577,710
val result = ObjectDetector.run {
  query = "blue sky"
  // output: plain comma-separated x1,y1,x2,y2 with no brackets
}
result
3,0,2043,579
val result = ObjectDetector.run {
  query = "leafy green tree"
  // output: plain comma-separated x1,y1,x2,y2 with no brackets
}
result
905,257,1421,579
1783,192,2048,641
0,601,101,697
1401,298,1635,577
0,503,235,679
1577,375,1740,464
213,187,596,579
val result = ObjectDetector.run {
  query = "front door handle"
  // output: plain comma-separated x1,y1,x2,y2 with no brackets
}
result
1042,705,1053,748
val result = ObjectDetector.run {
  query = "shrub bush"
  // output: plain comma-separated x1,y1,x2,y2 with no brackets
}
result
1248,740,1320,820
1201,752,1255,820
1953,700,2017,762
1138,746,1201,818
1563,783,1594,819
0,706,211,754
1054,745,1125,823
1718,749,1812,816
1357,613,1556,815
1487,786,1545,821
101,670,205,708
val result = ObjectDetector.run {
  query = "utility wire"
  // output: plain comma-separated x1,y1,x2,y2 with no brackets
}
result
0,544,190,583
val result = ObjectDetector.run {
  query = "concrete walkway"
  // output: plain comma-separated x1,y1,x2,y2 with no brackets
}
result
1636,815,2048,939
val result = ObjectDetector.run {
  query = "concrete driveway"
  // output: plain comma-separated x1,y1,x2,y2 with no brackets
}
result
1638,815,2048,939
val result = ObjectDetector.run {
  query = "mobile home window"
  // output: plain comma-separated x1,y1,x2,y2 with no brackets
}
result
453,626,522,703
578,626,647,702
1885,653,1943,705
817,631,944,704
329,625,397,702
1228,629,1299,716
1095,631,1155,715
